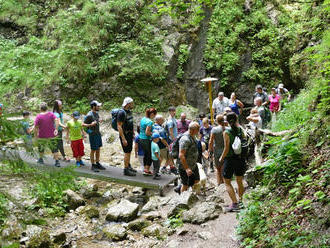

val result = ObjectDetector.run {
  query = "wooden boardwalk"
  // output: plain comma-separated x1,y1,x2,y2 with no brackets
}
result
0,149,178,196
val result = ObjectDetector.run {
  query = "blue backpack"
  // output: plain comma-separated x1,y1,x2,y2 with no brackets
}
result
111,108,126,131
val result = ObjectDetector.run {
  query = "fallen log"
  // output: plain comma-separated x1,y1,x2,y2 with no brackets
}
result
258,128,294,137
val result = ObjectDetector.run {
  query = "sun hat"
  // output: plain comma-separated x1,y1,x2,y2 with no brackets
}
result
151,133,160,140
122,97,133,107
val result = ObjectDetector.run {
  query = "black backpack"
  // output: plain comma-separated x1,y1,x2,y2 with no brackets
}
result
111,108,126,131
170,133,196,159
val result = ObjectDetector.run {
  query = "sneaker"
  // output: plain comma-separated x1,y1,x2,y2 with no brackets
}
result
128,164,137,173
76,161,80,167
225,203,240,212
143,170,153,176
54,160,61,167
37,158,44,164
153,173,161,178
174,185,181,195
91,164,99,172
169,167,178,175
124,167,136,176
238,201,244,209
153,175,161,180
160,167,168,174
79,160,85,166
96,162,106,170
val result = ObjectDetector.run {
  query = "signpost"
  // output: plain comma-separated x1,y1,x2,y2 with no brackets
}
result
201,77,218,125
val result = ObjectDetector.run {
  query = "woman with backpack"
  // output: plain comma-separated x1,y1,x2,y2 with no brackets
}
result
219,112,246,212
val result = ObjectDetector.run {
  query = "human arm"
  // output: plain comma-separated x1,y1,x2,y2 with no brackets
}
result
219,132,230,165
179,149,192,176
117,121,127,146
146,125,152,137
34,125,39,138
209,133,215,153
54,117,59,136
262,93,270,106
247,115,260,123
161,138,169,148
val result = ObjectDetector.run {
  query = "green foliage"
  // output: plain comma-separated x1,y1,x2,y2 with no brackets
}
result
0,193,8,228
166,212,184,229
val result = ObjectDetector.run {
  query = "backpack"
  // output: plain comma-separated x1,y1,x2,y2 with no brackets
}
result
264,107,271,123
111,108,126,131
169,133,196,159
83,115,93,134
229,127,248,159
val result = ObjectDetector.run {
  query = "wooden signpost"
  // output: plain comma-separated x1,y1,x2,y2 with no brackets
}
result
201,77,218,125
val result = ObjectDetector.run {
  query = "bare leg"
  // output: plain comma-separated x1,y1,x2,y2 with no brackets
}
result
53,152,59,161
224,178,238,204
236,176,244,201
124,153,131,168
216,165,224,185
96,149,100,163
90,150,96,164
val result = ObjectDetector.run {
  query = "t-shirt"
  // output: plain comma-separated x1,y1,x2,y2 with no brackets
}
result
21,120,32,139
178,133,198,169
254,92,268,104
67,119,83,141
54,112,64,131
225,126,245,158
269,94,280,112
199,125,213,144
117,108,133,134
151,141,160,161
249,117,262,129
84,111,100,136
140,117,153,140
34,112,57,138
177,120,191,134
212,97,229,115
276,88,289,99
166,117,178,140
153,123,167,149
211,126,226,157
134,135,144,156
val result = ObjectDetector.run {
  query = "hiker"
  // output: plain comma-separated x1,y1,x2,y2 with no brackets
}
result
219,112,246,212
246,108,262,130
34,102,61,167
197,113,206,126
0,103,3,116
229,92,244,116
66,111,86,167
53,100,70,162
199,117,214,172
177,113,191,135
140,107,157,176
212,92,229,117
151,133,162,180
84,100,105,172
209,114,226,185
276,83,291,101
21,111,33,147
166,106,178,143
254,97,267,128
117,97,136,176
177,122,200,193
134,125,144,172
253,85,269,106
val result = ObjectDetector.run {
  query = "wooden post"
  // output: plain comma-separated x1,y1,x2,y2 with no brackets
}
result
201,77,218,125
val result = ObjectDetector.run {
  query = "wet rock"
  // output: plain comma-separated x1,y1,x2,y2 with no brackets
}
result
64,189,85,210
81,205,100,219
182,202,222,224
27,230,51,248
99,190,115,205
141,196,163,213
81,184,101,199
142,224,166,238
166,240,180,248
103,224,127,241
142,211,162,221
198,231,213,240
167,192,198,217
106,199,139,222
127,219,151,231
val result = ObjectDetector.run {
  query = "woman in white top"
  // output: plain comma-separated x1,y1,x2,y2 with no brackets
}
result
246,108,262,129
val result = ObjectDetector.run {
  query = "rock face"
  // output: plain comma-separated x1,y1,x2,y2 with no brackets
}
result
64,190,85,210
103,224,127,241
182,202,222,224
106,199,139,222
167,191,199,217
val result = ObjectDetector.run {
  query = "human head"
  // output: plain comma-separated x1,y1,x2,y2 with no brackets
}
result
256,84,263,93
122,97,134,109
230,92,237,100
226,112,238,128
216,114,225,125
180,113,187,122
218,92,224,101
151,132,160,143
188,121,200,137
202,117,209,128
146,108,157,119
53,100,62,113
278,83,284,89
40,102,48,112
271,88,276,95
22,111,30,118
198,113,206,120
254,97,262,107
155,114,164,125
90,100,102,111
72,111,80,120
168,106,176,117
224,107,232,114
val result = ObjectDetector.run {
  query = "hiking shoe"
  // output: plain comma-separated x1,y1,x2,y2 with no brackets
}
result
79,160,85,166
238,201,244,209
225,203,240,213
128,164,137,173
54,160,61,167
76,161,80,167
124,167,136,176
96,162,106,170
160,166,168,174
143,170,153,176
91,164,99,172
174,185,181,195
37,158,44,164
170,167,178,175
153,173,161,179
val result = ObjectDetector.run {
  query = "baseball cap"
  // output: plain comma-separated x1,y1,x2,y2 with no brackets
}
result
151,133,160,140
278,84,284,89
72,111,80,119
90,100,102,107
122,97,133,107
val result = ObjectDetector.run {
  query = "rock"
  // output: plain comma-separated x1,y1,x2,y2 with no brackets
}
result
142,211,162,221
64,189,85,210
81,184,101,199
81,205,100,219
27,230,51,248
205,192,225,204
167,192,198,217
132,187,145,195
141,196,162,213
127,219,151,231
51,231,66,244
182,202,222,224
106,199,139,222
25,225,42,238
198,231,213,240
177,227,189,236
142,224,166,238
103,224,127,241
1,218,23,240
99,190,115,204
166,240,180,248
245,167,264,187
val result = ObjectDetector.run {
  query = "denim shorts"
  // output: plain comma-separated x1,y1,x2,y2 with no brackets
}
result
89,134,102,150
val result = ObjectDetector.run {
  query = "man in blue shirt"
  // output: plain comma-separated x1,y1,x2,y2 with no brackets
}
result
166,106,178,143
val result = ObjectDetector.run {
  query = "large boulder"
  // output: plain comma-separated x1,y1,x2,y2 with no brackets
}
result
141,196,170,213
81,205,100,219
142,224,167,238
127,219,151,231
103,224,127,241
167,191,198,217
106,199,139,222
64,189,85,210
182,202,222,224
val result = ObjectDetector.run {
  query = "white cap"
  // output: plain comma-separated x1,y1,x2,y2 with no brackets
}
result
122,97,133,107
90,100,102,107
278,84,284,89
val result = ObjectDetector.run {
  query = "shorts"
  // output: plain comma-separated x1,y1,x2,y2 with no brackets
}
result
160,148,169,160
223,157,246,179
214,152,222,168
71,139,85,158
89,134,102,151
37,138,58,153
179,165,200,186
120,133,133,153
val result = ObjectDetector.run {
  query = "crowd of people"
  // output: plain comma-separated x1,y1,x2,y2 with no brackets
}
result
1,83,290,212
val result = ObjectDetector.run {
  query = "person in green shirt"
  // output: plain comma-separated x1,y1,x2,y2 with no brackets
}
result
66,111,87,167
